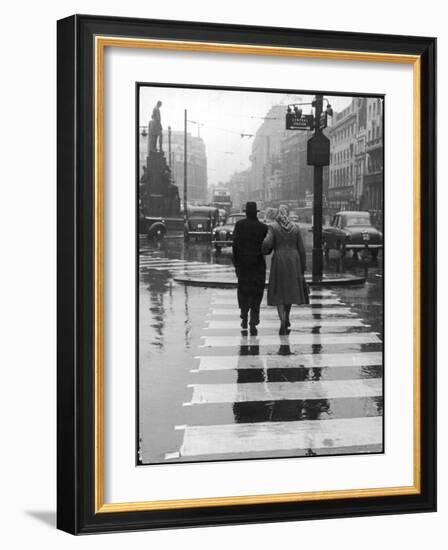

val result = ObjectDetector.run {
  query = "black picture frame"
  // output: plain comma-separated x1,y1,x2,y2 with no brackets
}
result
57,14,436,534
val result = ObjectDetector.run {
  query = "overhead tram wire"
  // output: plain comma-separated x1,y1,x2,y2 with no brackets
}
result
187,119,254,138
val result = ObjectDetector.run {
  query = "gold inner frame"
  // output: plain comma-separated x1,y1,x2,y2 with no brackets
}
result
94,36,421,513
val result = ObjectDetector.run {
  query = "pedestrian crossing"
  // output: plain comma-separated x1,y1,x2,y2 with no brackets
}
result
192,352,382,371
174,417,382,458
185,378,382,405
139,255,236,276
163,287,383,462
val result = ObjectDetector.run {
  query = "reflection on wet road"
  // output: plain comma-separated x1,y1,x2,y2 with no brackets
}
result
139,235,383,464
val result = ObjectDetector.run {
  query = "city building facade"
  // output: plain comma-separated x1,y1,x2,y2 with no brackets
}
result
327,100,358,214
249,104,289,206
364,97,384,226
222,97,382,225
170,131,208,204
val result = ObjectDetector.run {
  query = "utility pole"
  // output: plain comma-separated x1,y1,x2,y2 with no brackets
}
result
184,109,188,225
168,125,172,169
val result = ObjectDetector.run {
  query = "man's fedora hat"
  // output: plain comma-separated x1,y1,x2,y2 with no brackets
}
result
245,201,258,215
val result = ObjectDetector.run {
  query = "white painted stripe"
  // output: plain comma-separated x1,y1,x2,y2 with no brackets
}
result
205,319,367,330
177,416,382,457
194,352,383,371
147,264,208,270
213,289,338,298
164,451,180,460
185,378,382,404
140,259,188,265
171,266,235,273
212,298,343,305
208,308,355,317
199,333,381,347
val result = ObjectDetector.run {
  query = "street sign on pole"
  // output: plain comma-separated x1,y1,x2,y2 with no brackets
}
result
286,113,314,131
319,111,328,130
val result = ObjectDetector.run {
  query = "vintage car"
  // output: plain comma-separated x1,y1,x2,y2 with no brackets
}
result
184,206,219,241
139,214,167,240
323,211,383,259
212,212,246,251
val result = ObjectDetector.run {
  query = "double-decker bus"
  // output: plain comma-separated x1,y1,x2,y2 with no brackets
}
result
212,189,232,214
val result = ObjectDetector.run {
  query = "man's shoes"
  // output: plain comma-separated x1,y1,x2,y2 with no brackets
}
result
241,318,248,330
249,326,258,336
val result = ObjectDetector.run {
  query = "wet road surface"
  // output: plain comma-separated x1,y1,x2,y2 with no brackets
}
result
138,232,383,464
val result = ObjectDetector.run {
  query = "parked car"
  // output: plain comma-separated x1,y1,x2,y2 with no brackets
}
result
184,206,219,241
323,211,383,259
212,212,246,251
139,214,167,240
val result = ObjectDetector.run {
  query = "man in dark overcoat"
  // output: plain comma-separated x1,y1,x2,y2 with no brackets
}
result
232,202,268,335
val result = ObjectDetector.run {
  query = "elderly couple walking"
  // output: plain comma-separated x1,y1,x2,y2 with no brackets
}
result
232,201,308,336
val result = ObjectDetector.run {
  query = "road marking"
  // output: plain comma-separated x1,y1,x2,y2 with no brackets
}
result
193,352,383,371
164,451,180,460
184,378,382,405
208,307,356,317
212,298,343,305
205,319,367,330
171,266,235,273
140,259,189,265
177,416,382,457
199,333,381,347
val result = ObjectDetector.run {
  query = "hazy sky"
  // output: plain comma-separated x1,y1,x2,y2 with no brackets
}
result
140,86,352,187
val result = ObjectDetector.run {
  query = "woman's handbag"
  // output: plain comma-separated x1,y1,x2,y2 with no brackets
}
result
302,277,310,304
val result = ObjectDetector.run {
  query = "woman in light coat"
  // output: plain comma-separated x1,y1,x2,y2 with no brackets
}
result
262,204,307,334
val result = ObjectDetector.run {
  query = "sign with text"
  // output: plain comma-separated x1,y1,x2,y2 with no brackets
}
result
286,113,314,131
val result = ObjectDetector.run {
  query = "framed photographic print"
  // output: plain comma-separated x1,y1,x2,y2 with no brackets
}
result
57,14,436,534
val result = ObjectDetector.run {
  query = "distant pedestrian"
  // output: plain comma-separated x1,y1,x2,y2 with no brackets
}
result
264,207,277,225
262,204,307,334
232,202,268,335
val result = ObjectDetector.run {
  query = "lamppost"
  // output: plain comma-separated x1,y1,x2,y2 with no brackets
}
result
184,109,188,226
286,96,333,280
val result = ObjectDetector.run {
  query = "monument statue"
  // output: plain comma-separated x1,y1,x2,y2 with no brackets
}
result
148,100,163,152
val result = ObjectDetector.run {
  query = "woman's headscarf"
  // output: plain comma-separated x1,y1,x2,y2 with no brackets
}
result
276,204,295,233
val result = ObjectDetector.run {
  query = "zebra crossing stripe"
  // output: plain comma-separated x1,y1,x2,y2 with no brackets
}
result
184,377,382,405
140,259,189,265
174,416,382,457
171,266,235,273
150,265,233,273
199,333,381,347
208,308,355,317
212,298,343,305
192,352,383,371
205,319,367,330
212,289,338,298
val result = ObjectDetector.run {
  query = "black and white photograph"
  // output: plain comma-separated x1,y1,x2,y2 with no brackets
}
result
137,84,384,465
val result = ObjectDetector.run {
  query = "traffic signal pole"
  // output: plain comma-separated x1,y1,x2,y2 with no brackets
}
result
286,95,330,280
312,95,324,280
184,109,188,225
